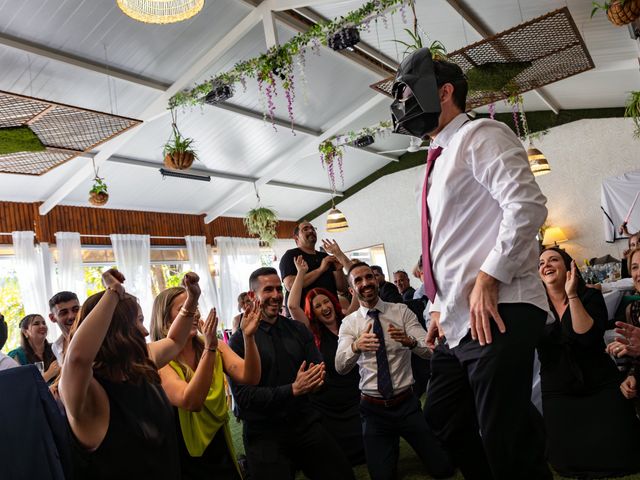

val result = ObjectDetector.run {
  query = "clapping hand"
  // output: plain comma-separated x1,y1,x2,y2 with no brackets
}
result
614,321,640,357
564,261,579,298
606,339,631,358
355,323,380,352
102,268,126,298
321,239,342,257
291,361,326,396
294,255,309,274
199,308,219,351
240,298,262,337
182,272,201,300
388,325,415,348
621,375,637,399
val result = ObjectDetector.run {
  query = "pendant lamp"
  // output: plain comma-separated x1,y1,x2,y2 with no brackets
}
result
326,200,349,233
527,143,551,176
117,0,204,24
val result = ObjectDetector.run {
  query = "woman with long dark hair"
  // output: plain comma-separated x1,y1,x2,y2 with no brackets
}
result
150,286,261,480
59,269,199,480
538,247,640,478
9,314,59,383
288,255,364,466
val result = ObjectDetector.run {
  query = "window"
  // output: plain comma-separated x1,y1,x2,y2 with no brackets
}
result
0,249,25,352
345,244,389,277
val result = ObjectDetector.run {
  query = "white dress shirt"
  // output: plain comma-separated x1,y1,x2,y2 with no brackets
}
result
52,334,64,365
335,298,429,398
0,352,19,371
416,113,551,349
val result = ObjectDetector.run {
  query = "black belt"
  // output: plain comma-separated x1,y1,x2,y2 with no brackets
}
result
360,389,413,408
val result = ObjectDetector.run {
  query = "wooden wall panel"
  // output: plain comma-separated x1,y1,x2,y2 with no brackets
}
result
0,202,299,246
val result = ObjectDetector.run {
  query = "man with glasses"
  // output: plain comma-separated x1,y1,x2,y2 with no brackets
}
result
279,221,346,313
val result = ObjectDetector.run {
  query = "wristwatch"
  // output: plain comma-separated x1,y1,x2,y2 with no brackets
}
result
408,336,418,349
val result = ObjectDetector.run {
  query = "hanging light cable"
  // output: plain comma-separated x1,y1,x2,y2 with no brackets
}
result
116,0,204,24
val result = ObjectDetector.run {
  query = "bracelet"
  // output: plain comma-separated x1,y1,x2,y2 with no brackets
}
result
180,306,197,316
567,295,578,300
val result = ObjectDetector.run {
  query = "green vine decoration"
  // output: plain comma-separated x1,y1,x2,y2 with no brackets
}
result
244,206,279,246
625,91,640,138
169,0,409,109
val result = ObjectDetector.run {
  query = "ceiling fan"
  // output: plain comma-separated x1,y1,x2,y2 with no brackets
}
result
377,136,428,155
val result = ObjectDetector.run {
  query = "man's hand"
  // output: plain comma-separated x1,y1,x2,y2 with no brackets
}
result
240,299,262,337
321,239,342,257
388,325,416,348
291,361,325,396
621,375,637,399
294,255,309,274
469,271,505,346
426,312,444,350
320,255,338,272
354,323,380,352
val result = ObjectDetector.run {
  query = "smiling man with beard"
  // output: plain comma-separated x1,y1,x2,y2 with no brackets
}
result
335,262,453,480
228,267,354,480
48,291,80,365
279,221,346,314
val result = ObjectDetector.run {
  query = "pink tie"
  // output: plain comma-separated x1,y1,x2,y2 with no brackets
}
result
421,146,443,303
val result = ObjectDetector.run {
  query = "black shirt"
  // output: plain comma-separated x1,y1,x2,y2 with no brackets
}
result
279,247,337,310
379,281,403,303
228,316,323,430
402,287,416,302
538,288,622,396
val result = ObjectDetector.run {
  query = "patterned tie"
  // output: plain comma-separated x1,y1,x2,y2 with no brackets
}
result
369,309,394,399
421,145,443,302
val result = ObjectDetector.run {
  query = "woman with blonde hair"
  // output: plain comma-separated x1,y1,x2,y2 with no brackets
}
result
59,269,200,480
150,286,261,480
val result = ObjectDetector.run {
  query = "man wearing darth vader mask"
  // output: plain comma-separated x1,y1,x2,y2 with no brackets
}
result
392,49,552,479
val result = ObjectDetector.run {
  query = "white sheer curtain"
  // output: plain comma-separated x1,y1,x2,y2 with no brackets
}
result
55,232,86,301
272,239,296,265
216,237,261,328
110,234,152,329
185,236,219,316
12,231,58,341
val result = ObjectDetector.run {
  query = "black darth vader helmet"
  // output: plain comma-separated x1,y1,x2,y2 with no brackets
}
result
390,48,466,139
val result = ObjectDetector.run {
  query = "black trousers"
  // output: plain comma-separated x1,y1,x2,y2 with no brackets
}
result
242,420,354,480
424,303,551,480
360,393,454,480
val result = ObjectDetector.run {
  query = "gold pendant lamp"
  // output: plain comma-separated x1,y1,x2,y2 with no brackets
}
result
117,0,205,24
527,143,550,176
326,199,349,233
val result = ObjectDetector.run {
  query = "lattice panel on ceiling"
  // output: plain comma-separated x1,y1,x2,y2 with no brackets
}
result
0,91,141,175
370,7,594,111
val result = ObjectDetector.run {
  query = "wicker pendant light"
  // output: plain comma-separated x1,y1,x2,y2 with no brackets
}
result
117,0,204,24
527,143,550,176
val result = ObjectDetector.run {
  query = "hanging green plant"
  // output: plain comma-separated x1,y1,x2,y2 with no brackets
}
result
0,126,45,155
591,0,640,26
625,91,640,138
163,108,198,170
244,206,279,246
466,61,532,93
89,176,109,206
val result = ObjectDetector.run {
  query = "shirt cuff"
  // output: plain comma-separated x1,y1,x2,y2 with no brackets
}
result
480,248,520,284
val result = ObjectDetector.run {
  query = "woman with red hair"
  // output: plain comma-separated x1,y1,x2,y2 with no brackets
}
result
289,255,364,466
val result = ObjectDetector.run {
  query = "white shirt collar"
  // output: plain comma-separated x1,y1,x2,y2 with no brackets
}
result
430,113,471,150
358,298,386,318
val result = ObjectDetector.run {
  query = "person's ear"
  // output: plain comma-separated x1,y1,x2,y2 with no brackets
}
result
49,312,57,324
348,286,355,297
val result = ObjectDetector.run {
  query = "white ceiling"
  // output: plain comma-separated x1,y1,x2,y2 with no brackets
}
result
0,0,639,221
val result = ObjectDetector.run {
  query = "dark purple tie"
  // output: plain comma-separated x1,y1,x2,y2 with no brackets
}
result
421,146,443,303
369,309,393,399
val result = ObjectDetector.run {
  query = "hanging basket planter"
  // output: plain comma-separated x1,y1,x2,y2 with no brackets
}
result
607,0,640,25
204,82,234,105
89,177,109,207
164,151,195,170
328,26,360,51
244,206,279,246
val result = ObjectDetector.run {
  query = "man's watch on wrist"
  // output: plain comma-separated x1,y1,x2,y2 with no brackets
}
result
408,336,418,349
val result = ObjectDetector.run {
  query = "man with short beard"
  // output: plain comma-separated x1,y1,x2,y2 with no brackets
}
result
335,262,452,480
48,291,80,365
279,221,346,313
228,267,354,480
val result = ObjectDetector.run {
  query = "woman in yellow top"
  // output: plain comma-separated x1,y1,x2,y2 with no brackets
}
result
150,288,261,480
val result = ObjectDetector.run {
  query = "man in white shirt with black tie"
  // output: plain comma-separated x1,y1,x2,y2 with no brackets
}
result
391,49,552,479
335,262,453,480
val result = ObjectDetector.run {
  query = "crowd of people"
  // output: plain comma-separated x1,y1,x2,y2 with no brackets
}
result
3,49,640,480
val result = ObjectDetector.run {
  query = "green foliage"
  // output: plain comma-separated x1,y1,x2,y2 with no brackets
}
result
89,177,108,195
0,126,45,155
591,0,628,18
467,61,532,93
163,126,198,158
0,274,25,353
392,30,447,60
169,0,406,108
84,266,108,297
624,91,640,138
244,207,279,247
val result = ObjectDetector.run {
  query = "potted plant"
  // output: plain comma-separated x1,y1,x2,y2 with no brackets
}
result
244,206,278,246
591,0,640,26
89,176,109,206
163,108,198,170
625,91,640,138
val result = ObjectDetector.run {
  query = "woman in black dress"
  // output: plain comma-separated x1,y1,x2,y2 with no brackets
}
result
59,269,199,480
288,254,365,466
538,247,640,478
